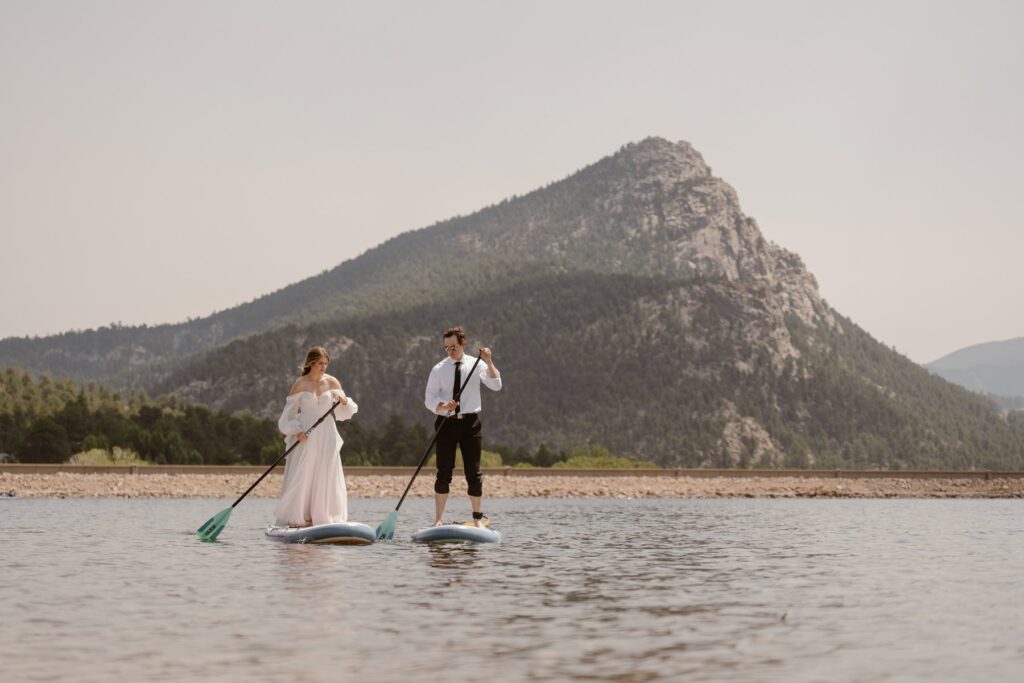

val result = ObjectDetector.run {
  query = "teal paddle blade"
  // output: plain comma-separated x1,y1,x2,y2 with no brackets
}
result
375,510,397,541
197,507,233,541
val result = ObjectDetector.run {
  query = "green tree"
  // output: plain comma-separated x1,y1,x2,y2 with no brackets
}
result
379,414,428,466
25,417,71,463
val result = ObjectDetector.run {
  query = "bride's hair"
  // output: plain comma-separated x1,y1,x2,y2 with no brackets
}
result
300,346,331,376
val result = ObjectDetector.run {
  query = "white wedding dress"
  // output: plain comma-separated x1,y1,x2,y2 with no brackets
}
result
274,389,358,527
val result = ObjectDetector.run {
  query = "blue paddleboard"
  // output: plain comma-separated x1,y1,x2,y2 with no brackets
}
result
411,523,502,544
265,522,376,545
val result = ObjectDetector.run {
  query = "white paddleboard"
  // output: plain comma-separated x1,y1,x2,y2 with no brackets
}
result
265,522,376,545
411,523,501,544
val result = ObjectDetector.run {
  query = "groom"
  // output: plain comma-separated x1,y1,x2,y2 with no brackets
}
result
424,326,502,528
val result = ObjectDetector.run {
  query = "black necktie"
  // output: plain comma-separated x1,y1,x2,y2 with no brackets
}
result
453,361,462,414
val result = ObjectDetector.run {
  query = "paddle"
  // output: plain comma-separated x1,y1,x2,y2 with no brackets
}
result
376,354,484,540
196,399,342,541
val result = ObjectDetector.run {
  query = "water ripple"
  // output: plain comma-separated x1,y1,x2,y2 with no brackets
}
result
1,498,1022,681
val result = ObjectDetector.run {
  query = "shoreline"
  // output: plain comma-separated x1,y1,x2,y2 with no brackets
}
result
2,472,1023,499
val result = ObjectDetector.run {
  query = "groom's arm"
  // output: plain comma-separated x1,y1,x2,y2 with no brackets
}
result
479,348,501,391
424,366,447,414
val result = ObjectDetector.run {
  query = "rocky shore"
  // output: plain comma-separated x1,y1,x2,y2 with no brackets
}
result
2,472,1022,499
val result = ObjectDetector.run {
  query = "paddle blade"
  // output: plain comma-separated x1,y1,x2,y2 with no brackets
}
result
375,511,398,541
196,507,233,541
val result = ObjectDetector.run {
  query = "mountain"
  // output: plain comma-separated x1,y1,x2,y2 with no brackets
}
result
3,138,1023,468
0,138,829,381
927,337,1024,409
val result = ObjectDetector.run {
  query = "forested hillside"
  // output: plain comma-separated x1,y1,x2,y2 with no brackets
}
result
151,272,1024,470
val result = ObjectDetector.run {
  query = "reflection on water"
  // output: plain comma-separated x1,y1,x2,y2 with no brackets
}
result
2,498,1022,682
425,543,482,570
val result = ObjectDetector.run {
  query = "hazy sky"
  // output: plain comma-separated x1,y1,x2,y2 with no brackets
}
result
1,1,1021,363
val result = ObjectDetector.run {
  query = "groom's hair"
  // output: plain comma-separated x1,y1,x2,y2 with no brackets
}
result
443,326,466,344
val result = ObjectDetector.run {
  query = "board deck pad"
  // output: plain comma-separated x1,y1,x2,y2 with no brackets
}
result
453,518,491,528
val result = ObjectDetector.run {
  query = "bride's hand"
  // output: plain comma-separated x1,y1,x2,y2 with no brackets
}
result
296,433,308,443
335,394,348,405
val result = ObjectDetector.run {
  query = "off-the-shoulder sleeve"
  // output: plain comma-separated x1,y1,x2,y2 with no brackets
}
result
328,389,358,422
278,394,302,436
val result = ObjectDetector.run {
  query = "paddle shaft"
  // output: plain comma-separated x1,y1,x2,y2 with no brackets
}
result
393,354,484,511
228,399,341,509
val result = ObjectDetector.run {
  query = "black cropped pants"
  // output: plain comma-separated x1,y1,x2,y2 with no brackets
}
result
433,413,483,497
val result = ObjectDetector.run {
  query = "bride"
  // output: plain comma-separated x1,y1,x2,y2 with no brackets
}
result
275,346,358,527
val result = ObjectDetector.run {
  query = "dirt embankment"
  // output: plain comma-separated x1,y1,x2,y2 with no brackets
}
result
2,472,1022,499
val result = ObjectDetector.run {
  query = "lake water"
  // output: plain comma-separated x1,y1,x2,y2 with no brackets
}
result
2,498,1022,682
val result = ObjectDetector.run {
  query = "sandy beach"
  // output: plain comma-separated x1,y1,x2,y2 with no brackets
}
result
2,471,1022,499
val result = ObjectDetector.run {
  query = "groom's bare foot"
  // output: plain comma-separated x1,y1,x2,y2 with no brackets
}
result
433,520,444,527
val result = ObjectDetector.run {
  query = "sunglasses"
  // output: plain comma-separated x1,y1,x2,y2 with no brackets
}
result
444,344,461,352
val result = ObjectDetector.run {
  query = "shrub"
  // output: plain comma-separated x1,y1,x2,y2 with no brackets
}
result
553,443,658,468
68,447,149,466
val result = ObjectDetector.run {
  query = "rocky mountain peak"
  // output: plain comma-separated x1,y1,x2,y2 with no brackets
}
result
497,137,833,329
605,137,712,184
